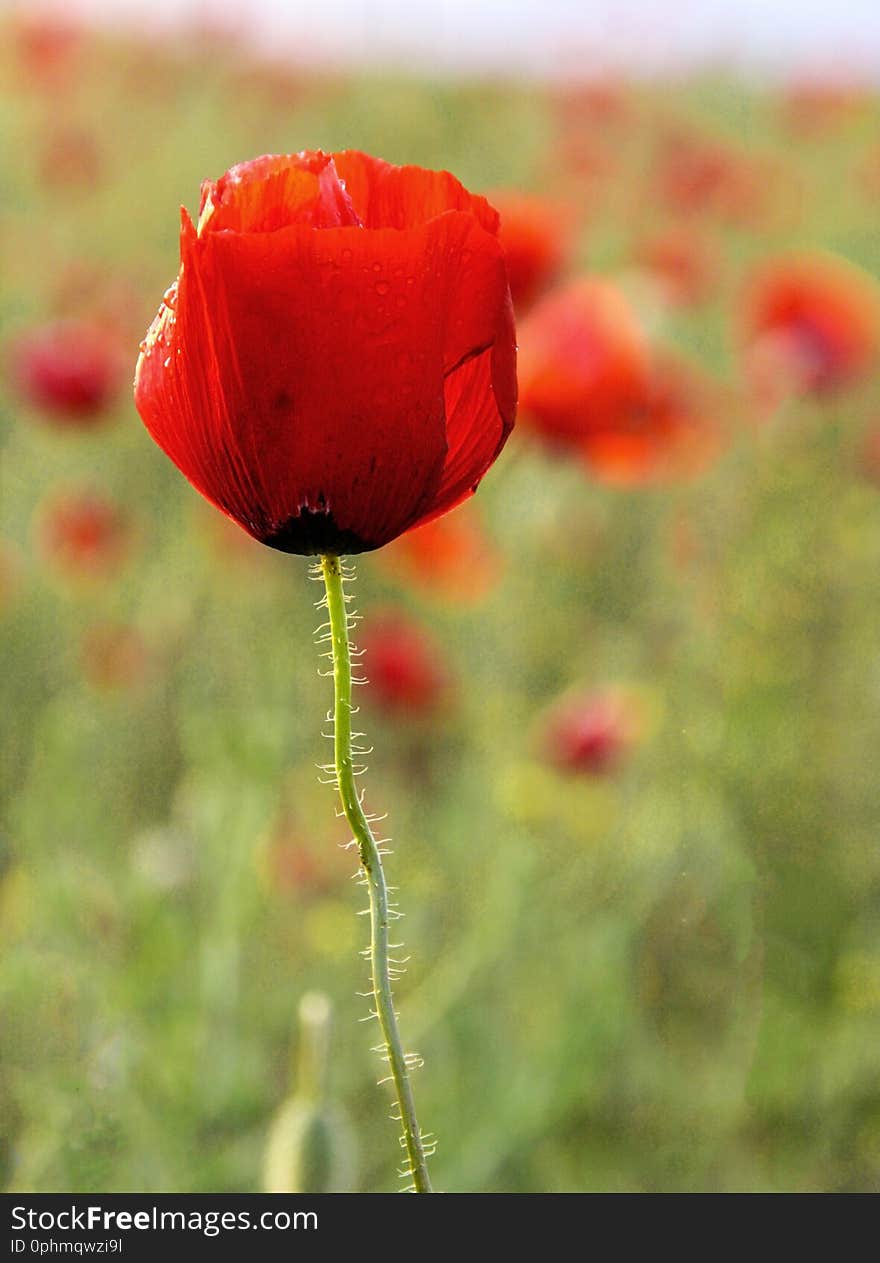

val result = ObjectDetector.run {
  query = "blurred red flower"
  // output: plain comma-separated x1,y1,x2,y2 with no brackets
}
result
634,225,718,308
80,624,151,692
782,79,865,136
552,79,631,131
542,688,639,776
652,129,764,225
359,611,449,714
490,190,575,311
10,321,125,425
134,150,516,556
580,354,722,486
860,425,880,487
518,279,719,484
37,491,129,579
517,278,651,450
741,252,880,400
38,125,103,191
380,503,501,604
12,15,83,91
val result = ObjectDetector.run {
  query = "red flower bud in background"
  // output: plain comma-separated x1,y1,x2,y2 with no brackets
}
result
358,611,449,715
134,150,516,556
490,190,575,311
741,251,880,399
36,491,129,579
542,689,639,776
10,321,125,425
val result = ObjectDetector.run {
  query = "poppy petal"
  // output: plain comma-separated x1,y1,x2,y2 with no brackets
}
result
333,150,499,234
198,152,362,234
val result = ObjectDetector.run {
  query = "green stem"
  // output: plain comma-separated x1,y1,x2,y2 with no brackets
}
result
320,553,433,1193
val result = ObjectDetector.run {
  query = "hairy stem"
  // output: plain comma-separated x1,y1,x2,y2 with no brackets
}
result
319,553,433,1193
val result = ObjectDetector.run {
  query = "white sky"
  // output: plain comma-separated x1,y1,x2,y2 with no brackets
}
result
16,0,880,79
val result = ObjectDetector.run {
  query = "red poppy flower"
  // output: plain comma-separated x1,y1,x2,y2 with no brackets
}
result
11,321,125,424
517,278,651,451
542,688,638,776
37,491,129,579
358,611,448,714
134,150,516,556
741,252,880,398
490,191,575,312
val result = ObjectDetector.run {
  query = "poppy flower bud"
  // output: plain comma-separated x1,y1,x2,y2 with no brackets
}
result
134,150,516,556
11,321,125,424
358,611,448,714
263,993,358,1193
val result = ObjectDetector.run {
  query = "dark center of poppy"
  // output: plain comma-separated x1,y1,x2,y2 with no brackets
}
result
261,507,373,556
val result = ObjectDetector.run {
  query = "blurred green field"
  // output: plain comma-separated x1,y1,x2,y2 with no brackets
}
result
2,19,880,1193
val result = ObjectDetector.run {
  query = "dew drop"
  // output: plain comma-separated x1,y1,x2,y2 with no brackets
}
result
375,280,390,296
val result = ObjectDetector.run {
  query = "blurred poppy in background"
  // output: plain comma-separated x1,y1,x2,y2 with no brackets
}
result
518,278,719,483
10,320,126,425
580,353,722,486
541,687,641,776
80,623,151,692
358,610,449,715
652,128,765,225
36,491,129,580
134,150,516,556
517,277,650,451
490,190,576,312
741,251,880,402
380,504,502,604
37,125,103,192
634,225,719,308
